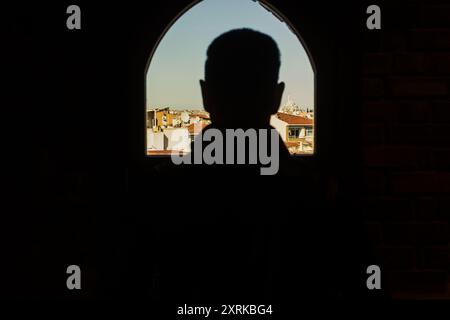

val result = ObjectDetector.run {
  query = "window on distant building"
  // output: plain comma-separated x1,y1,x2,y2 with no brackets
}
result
145,0,315,156
289,128,299,140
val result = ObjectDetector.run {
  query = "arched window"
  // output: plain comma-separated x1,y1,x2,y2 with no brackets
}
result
145,0,315,156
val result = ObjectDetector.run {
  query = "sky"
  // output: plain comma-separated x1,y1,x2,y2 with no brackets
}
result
146,0,314,111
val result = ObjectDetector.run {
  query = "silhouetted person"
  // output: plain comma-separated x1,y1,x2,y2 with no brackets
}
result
139,29,379,307
154,28,301,176
201,28,284,130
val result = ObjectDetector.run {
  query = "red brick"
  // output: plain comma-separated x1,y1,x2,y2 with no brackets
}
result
436,173,450,193
415,197,440,221
383,222,448,245
410,29,450,50
363,101,432,124
363,78,384,97
363,54,393,75
420,5,450,28
387,124,431,145
389,78,448,97
418,247,449,270
394,53,426,74
391,172,450,193
363,170,387,194
431,125,450,145
437,196,450,220
365,222,382,244
433,148,450,170
395,101,432,124
413,222,449,246
362,101,393,123
363,196,413,221
376,246,416,270
386,271,447,294
361,123,385,145
427,54,450,74
363,146,431,169
382,223,413,245
432,102,450,123
383,30,408,51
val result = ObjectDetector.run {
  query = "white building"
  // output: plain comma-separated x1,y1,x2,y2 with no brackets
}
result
271,112,313,141
146,127,190,152
147,131,165,150
163,128,190,152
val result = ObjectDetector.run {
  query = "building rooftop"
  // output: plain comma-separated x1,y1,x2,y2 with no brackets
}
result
147,150,187,156
190,113,210,119
275,112,313,125
285,141,300,148
188,122,209,135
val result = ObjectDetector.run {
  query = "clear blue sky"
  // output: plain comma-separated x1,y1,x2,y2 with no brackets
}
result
146,0,314,110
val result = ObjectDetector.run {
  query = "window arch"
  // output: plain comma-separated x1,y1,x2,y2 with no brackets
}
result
145,0,316,156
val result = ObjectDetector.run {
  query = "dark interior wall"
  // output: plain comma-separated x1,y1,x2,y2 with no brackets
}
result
3,0,449,300
361,1,450,298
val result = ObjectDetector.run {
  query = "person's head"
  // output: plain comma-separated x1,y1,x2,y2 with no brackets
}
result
200,28,285,128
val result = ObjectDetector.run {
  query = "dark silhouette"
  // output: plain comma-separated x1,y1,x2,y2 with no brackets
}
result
201,28,284,130
154,28,300,176
139,29,379,307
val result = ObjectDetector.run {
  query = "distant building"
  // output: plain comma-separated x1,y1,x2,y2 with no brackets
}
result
147,131,166,150
146,107,211,154
270,112,313,142
146,108,182,131
163,127,190,151
146,108,210,154
146,128,190,152
187,122,209,142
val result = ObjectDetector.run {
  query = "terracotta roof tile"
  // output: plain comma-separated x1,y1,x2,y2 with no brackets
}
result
188,122,209,134
275,112,313,125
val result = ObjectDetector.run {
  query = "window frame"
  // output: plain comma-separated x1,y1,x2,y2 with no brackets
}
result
143,0,318,159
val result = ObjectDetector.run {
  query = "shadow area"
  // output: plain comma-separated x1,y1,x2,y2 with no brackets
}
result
123,29,381,304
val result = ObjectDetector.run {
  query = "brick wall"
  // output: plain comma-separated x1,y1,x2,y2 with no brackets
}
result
362,2,450,299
